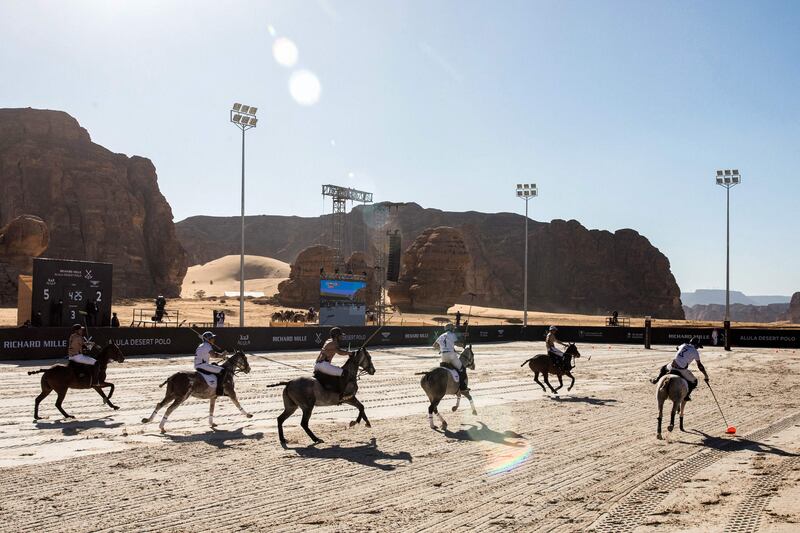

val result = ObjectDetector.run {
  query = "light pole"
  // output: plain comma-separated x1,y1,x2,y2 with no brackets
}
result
516,183,537,327
715,169,741,351
230,103,258,327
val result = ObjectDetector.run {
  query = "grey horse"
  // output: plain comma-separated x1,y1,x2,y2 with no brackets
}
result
269,347,376,446
520,343,581,394
656,373,688,439
142,351,253,433
419,346,476,430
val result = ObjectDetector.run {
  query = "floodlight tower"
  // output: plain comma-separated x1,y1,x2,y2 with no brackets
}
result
230,103,258,327
715,169,741,351
516,183,538,327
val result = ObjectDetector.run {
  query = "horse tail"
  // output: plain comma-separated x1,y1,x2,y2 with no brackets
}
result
413,372,428,376
28,369,46,375
520,357,534,367
657,375,670,393
266,381,290,388
159,378,169,388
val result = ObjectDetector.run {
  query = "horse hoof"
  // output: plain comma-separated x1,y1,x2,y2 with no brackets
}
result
314,438,324,444
246,413,253,419
111,405,120,410
451,406,458,412
657,434,663,440
141,418,149,424
441,423,448,431
210,423,218,428
667,425,674,432
159,428,166,434
365,422,371,428
349,421,357,428
472,410,477,416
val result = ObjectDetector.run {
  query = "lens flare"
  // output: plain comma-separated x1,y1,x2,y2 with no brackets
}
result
289,69,321,106
485,441,533,476
272,37,298,67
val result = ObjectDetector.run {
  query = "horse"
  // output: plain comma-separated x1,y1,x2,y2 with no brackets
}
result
656,374,688,439
419,345,477,430
141,351,253,433
268,347,375,446
29,342,125,420
520,343,581,394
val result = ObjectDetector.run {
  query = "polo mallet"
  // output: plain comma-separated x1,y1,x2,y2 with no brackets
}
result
707,382,736,435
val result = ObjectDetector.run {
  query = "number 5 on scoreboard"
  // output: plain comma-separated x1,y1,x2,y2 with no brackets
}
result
43,288,49,300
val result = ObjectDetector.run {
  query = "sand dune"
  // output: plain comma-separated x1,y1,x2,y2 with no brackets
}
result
180,254,290,298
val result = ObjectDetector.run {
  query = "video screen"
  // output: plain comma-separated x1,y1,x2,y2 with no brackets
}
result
320,279,367,303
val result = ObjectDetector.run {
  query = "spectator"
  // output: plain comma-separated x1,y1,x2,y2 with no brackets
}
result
111,312,120,328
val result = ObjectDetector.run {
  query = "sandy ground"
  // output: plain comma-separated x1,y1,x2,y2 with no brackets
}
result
1,343,799,532
180,255,290,299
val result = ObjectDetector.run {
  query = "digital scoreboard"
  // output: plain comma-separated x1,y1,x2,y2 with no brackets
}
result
319,278,367,327
31,258,113,327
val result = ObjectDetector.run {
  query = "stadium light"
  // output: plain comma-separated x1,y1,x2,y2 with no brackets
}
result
230,102,259,326
715,168,742,350
516,183,537,327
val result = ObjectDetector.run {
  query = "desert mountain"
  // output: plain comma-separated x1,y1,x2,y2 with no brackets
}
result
181,255,289,298
0,108,187,299
178,202,684,318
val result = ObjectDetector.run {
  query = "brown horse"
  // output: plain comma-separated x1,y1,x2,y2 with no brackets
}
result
142,351,252,433
268,347,375,446
520,343,581,394
656,374,688,439
29,342,125,420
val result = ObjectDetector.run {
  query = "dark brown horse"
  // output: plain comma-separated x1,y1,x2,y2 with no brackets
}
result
29,342,125,420
419,346,476,430
520,343,581,394
142,351,252,433
268,347,375,446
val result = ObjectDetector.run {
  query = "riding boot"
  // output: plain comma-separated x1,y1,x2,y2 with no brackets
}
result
458,369,470,392
685,380,697,401
650,365,668,384
338,369,351,403
215,370,226,397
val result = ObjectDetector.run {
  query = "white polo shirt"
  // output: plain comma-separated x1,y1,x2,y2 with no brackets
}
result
436,331,458,353
672,343,701,369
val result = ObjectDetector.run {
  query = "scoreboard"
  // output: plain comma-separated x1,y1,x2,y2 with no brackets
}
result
31,258,113,327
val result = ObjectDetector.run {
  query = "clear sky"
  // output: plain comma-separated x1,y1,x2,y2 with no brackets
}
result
2,1,799,295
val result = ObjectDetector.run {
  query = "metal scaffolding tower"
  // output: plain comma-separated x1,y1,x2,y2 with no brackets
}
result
321,185,373,267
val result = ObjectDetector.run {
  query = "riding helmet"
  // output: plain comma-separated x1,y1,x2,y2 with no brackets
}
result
72,324,83,331
330,327,343,338
689,336,703,348
202,331,216,341
445,323,454,332
549,325,558,331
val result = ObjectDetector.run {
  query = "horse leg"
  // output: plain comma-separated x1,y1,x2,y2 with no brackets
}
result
432,400,447,430
452,393,461,412
554,373,564,392
104,382,115,401
34,378,53,420
93,385,119,410
427,402,437,429
142,392,174,424
533,371,547,393
668,402,677,432
679,397,687,432
656,396,665,440
226,389,253,419
208,397,217,428
54,388,73,419
159,394,189,433
566,371,575,392
345,397,370,428
462,390,477,415
300,405,323,444
277,389,298,446
543,373,558,394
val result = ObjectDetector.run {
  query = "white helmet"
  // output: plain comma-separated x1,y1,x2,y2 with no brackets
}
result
445,323,454,332
549,325,558,331
202,331,216,341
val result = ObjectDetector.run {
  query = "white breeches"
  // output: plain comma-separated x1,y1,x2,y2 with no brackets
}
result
667,363,696,385
440,351,462,370
548,347,564,357
69,354,97,365
195,363,222,374
315,361,343,376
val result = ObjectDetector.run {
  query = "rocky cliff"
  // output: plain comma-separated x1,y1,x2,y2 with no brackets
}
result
0,108,187,299
0,215,49,305
178,202,684,318
790,293,800,324
388,226,469,313
683,303,790,323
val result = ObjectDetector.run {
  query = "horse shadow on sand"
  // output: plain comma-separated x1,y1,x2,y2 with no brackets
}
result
164,427,264,449
550,395,618,406
288,437,413,471
684,429,800,457
34,417,123,435
439,421,527,448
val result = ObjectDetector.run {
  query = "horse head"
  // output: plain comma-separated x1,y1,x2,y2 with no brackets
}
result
460,345,476,370
355,347,376,375
565,343,580,359
227,351,251,374
102,341,125,363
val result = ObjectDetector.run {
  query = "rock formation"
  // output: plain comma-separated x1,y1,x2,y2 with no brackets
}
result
388,227,469,313
790,292,800,324
178,202,685,318
683,303,790,323
0,215,49,305
0,108,187,299
277,246,378,308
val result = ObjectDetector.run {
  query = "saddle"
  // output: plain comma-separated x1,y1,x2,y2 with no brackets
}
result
68,361,97,385
439,363,468,391
196,367,226,396
313,370,353,400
